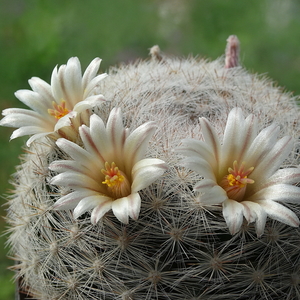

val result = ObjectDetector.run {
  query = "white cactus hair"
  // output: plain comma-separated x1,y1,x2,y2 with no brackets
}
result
5,37,300,299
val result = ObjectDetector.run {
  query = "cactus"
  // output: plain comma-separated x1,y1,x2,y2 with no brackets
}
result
2,38,300,299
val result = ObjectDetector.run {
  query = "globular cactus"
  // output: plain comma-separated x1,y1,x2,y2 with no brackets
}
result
2,37,300,300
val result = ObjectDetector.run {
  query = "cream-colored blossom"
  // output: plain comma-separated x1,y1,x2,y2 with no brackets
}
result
0,57,107,145
178,107,300,236
49,108,167,224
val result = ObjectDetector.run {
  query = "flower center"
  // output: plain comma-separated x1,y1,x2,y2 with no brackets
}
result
48,100,71,120
101,162,131,199
220,161,254,201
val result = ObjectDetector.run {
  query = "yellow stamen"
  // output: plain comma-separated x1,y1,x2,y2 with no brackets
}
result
227,173,246,188
220,161,255,201
48,100,70,120
102,162,125,188
101,162,131,199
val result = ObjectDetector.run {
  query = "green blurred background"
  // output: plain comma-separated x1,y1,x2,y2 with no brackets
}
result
1,0,300,298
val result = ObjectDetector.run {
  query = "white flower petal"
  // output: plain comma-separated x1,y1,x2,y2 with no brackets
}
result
10,126,48,141
194,178,218,191
235,113,258,162
199,117,221,165
244,123,279,166
51,172,101,191
199,185,228,205
248,184,300,203
1,107,46,120
0,113,46,129
261,168,300,189
112,197,129,224
54,111,78,131
15,90,52,114
91,198,113,224
56,138,96,167
79,124,105,164
49,160,90,175
124,121,157,171
26,131,52,146
73,95,106,113
222,199,244,234
106,107,126,158
131,158,167,192
73,195,111,220
220,108,257,169
84,73,108,97
125,192,141,220
50,65,63,102
82,57,102,86
241,201,267,236
181,156,216,181
54,57,83,106
53,190,97,210
178,139,217,173
28,77,54,101
241,201,257,223
221,108,245,169
256,200,299,227
250,136,293,182
88,114,110,159
82,58,102,90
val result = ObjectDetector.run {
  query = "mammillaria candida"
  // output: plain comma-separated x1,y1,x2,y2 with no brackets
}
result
2,38,300,299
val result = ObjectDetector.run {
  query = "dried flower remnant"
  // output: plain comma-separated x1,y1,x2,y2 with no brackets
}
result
225,35,240,68
0,57,107,145
49,108,167,224
178,107,300,236
149,45,163,61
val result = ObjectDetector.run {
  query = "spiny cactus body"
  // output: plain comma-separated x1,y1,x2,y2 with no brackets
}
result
5,48,300,299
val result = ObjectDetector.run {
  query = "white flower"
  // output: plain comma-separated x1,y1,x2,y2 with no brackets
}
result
178,107,300,236
0,57,107,146
49,108,167,224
